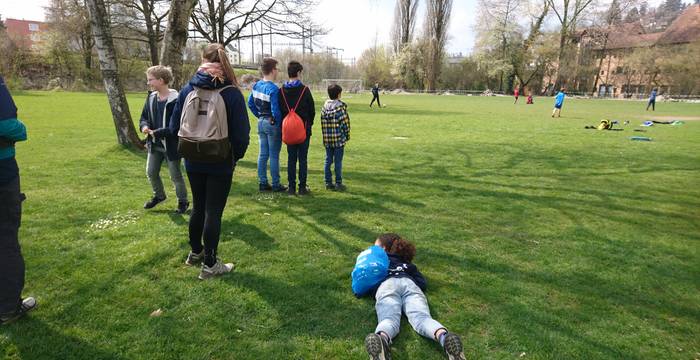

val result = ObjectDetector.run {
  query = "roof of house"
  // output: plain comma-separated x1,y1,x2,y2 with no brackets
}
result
655,4,700,45
589,5,700,50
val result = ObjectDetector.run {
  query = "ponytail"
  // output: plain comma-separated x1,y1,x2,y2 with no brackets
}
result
202,43,239,87
217,48,239,87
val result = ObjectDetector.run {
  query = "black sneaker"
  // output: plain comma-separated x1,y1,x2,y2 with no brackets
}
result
175,201,189,214
298,186,310,195
287,186,296,195
335,183,347,192
0,297,37,325
325,183,335,190
365,333,391,360
443,333,466,360
144,196,166,209
259,183,272,192
272,185,288,193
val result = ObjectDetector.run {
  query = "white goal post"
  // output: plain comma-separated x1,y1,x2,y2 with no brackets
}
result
321,79,364,94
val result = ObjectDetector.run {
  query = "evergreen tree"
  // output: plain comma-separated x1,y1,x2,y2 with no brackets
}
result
625,7,640,22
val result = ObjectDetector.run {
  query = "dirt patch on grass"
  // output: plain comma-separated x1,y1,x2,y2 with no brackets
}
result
647,115,700,121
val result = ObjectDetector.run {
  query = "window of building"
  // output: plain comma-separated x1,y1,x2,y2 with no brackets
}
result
28,23,39,31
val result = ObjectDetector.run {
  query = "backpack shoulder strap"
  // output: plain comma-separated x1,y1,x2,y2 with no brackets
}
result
292,86,307,112
215,85,234,94
280,87,292,112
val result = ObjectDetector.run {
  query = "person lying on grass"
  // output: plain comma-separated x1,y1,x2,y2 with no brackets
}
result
362,233,466,360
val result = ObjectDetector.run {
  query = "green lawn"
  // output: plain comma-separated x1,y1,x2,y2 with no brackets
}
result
1,90,699,360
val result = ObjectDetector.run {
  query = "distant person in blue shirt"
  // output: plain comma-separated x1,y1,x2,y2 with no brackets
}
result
0,75,37,324
551,88,566,118
646,88,657,111
248,58,286,192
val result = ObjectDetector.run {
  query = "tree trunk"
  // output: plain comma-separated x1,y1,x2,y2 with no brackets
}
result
85,0,143,148
141,0,159,66
160,0,197,89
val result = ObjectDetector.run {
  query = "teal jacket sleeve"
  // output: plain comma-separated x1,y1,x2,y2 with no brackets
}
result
0,118,27,142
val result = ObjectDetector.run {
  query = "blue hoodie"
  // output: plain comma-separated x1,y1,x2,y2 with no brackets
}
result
554,91,565,108
156,72,250,175
0,76,27,186
248,80,282,125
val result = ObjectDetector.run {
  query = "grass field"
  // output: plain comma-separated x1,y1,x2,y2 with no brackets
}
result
1,90,699,360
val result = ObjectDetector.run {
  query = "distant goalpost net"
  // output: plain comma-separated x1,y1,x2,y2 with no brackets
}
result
321,79,364,95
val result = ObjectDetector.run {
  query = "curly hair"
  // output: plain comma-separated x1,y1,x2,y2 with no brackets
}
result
376,233,416,263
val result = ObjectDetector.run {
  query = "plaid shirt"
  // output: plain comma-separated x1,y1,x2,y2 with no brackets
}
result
320,99,350,148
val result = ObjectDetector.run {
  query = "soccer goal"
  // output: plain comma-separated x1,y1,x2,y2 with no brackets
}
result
321,79,364,94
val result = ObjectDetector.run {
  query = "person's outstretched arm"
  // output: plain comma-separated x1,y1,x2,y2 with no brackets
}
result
139,95,151,132
227,89,251,162
270,85,282,124
247,88,261,118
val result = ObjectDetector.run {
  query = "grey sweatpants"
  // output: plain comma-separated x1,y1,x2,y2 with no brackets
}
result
146,147,188,202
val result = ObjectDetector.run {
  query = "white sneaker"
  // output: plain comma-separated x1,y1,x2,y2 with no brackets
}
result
184,250,204,266
198,259,234,280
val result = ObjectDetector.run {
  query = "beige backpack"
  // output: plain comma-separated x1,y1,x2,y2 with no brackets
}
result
177,86,232,162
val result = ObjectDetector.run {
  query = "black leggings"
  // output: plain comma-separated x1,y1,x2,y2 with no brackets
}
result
370,94,381,107
187,172,232,258
0,177,25,314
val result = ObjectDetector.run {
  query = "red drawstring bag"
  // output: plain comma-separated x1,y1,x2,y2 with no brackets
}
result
281,86,308,145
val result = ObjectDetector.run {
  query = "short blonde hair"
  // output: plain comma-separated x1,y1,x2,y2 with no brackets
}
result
146,65,173,84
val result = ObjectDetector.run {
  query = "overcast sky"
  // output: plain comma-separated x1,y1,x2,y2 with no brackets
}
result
0,0,476,59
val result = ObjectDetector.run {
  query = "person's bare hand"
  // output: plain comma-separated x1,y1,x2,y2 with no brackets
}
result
142,127,150,134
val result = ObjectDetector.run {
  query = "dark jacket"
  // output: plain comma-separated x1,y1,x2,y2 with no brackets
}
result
139,89,180,161
279,80,315,136
384,254,427,291
371,85,379,96
363,254,428,298
0,76,27,186
154,72,250,175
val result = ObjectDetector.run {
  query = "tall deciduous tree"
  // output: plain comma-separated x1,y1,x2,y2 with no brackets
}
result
85,0,142,148
46,0,95,70
546,0,596,91
160,0,197,89
111,0,170,65
511,0,552,89
424,0,452,90
391,0,420,54
475,0,521,91
189,0,322,47
590,0,638,95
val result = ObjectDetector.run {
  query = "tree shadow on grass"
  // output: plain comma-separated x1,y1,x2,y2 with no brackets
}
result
3,317,127,360
221,214,278,251
258,189,425,257
350,106,464,117
224,270,371,339
419,232,698,359
148,209,188,225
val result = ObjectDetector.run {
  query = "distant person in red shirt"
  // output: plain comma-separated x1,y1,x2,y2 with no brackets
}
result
514,87,520,104
526,89,533,104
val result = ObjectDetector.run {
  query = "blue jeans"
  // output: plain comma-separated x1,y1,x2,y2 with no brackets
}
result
324,146,344,185
287,136,310,188
257,118,282,187
374,277,445,341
